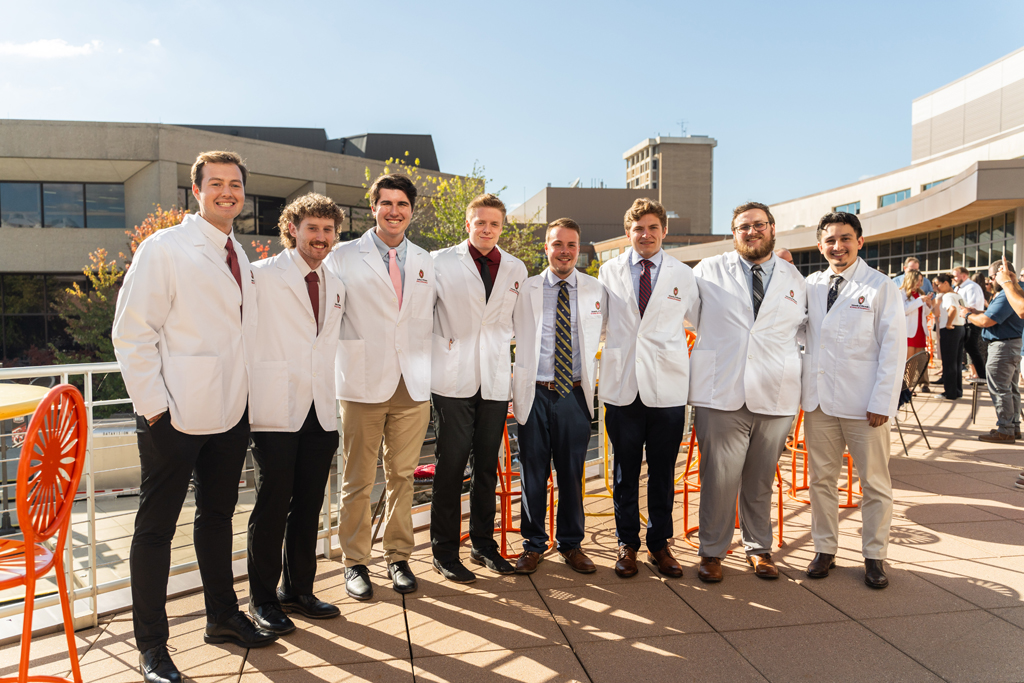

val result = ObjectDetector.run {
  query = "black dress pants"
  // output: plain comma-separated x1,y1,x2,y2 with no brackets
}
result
940,326,966,399
518,385,591,554
964,322,989,380
131,410,250,651
248,404,339,607
605,394,687,553
429,391,508,563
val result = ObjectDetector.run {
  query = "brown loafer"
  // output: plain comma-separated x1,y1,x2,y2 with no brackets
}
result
806,552,836,578
746,553,779,580
560,548,597,574
647,547,683,578
979,429,1015,443
615,546,638,578
515,551,543,574
697,556,722,583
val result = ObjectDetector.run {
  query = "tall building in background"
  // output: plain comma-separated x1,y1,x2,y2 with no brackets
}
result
623,135,716,235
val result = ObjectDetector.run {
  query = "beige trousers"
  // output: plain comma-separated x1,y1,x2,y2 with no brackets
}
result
805,407,894,560
338,377,431,567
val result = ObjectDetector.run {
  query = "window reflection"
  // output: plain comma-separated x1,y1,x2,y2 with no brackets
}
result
85,184,125,229
235,197,256,234
43,183,85,228
0,183,42,228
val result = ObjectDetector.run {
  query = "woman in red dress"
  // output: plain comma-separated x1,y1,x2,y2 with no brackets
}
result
901,270,933,392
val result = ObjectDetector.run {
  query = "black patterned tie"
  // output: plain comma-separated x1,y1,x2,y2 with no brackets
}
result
554,281,573,398
827,274,844,313
751,264,764,319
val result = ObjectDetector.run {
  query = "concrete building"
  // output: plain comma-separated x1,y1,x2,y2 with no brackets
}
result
623,135,716,235
0,119,453,363
668,47,1024,280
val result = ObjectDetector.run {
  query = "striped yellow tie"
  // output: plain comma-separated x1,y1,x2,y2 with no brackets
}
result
554,281,573,398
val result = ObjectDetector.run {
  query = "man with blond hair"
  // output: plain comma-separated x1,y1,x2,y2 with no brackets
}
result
246,193,345,634
429,193,527,583
114,151,274,683
599,198,699,579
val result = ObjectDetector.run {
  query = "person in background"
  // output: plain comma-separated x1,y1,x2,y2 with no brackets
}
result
953,266,988,380
932,274,965,400
900,270,932,393
974,272,993,303
893,256,933,295
775,247,794,264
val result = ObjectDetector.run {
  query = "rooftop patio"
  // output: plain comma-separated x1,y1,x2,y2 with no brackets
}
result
2,383,1023,682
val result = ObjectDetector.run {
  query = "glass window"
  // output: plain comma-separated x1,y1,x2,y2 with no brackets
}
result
833,201,860,214
879,189,911,208
922,179,949,191
978,249,990,268
42,183,85,228
914,236,926,254
256,197,285,236
953,226,965,249
866,243,879,260
928,234,939,252
0,182,42,228
965,222,978,244
879,242,890,258
939,229,952,250
889,240,902,257
178,188,188,212
3,274,46,314
234,197,256,234
939,250,951,270
3,315,46,362
992,214,1005,241
979,218,991,242
85,184,125,228
965,245,978,269
1005,212,1015,239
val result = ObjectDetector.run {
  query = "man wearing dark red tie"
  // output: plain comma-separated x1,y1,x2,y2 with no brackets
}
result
598,199,700,579
246,194,346,634
113,151,274,683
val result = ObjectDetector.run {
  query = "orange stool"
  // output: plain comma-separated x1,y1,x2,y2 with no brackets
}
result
787,409,861,508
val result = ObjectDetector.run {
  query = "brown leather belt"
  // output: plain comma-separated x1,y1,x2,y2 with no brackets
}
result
536,380,582,391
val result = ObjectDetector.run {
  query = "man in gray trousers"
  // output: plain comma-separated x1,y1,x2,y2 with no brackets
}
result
688,202,807,582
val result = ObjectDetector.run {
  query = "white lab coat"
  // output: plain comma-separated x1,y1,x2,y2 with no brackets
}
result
903,292,926,339
803,258,907,419
431,241,527,401
598,249,700,408
689,252,807,416
249,250,345,432
325,230,435,403
511,269,607,424
112,213,257,435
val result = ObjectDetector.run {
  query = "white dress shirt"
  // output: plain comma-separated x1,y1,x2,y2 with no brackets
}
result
537,269,581,382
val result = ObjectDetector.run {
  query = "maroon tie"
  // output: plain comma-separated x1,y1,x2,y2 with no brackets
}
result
638,259,653,318
305,271,320,332
224,238,243,317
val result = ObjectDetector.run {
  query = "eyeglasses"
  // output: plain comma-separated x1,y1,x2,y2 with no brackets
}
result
733,221,770,234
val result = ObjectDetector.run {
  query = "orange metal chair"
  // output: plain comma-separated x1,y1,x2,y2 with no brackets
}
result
786,409,860,508
0,385,88,683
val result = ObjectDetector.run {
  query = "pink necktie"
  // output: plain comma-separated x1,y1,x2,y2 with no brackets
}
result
388,248,403,309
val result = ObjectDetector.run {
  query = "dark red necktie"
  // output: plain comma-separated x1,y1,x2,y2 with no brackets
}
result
305,271,320,332
224,239,243,317
638,259,653,318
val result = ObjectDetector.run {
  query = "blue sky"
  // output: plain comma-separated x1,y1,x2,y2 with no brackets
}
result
2,0,1023,233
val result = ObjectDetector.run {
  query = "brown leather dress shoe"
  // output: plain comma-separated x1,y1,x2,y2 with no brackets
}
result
515,551,543,574
697,556,723,583
615,546,638,578
647,547,683,578
560,548,597,574
806,552,836,578
979,429,1015,443
746,553,779,579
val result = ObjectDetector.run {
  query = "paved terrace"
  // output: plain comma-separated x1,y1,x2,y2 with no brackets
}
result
2,387,1023,682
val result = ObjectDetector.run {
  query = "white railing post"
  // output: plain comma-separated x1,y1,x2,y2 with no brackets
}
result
83,370,99,628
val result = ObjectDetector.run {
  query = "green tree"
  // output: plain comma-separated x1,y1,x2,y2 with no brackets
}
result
586,258,601,278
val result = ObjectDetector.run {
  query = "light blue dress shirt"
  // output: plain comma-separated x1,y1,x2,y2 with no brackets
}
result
370,228,407,287
537,268,582,382
628,248,664,305
738,253,777,309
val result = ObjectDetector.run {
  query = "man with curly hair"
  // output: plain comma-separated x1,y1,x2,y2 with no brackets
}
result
246,193,346,633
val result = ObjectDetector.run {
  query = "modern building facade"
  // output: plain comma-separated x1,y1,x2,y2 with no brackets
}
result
668,47,1024,280
0,119,452,363
623,135,716,235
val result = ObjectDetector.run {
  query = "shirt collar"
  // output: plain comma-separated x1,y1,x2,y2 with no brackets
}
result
544,267,577,289
467,241,500,265
738,252,775,273
828,257,859,280
193,213,232,249
629,247,663,268
370,228,407,259
287,248,321,278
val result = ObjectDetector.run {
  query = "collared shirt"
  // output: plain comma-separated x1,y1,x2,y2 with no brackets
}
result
370,228,407,287
196,213,232,251
738,252,777,309
468,241,501,283
827,258,859,297
955,278,986,311
287,248,326,334
894,271,933,294
981,291,1024,341
537,268,582,382
628,248,663,304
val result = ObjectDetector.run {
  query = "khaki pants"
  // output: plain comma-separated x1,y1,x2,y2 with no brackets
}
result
805,407,893,560
338,377,431,567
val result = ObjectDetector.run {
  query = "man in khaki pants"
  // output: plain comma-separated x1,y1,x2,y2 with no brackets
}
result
325,174,435,600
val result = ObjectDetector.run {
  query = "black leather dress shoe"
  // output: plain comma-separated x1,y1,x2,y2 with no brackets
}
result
140,645,181,683
387,560,418,594
204,612,277,648
345,565,373,601
433,558,477,583
248,602,296,634
806,552,836,578
864,559,889,589
278,591,341,619
470,548,515,575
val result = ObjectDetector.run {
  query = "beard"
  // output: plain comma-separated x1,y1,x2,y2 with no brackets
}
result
735,232,776,261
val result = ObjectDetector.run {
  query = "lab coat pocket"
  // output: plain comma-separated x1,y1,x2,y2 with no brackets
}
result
656,347,690,402
337,339,366,397
165,356,222,432
599,347,623,393
688,349,715,403
778,352,802,414
251,361,290,429
431,334,459,396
